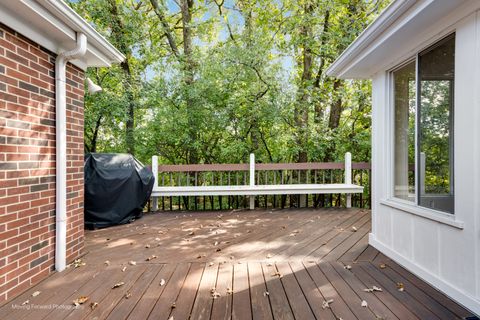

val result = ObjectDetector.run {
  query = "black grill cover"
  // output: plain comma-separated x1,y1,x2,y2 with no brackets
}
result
84,153,154,229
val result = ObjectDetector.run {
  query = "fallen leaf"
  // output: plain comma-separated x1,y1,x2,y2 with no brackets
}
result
214,241,219,246
211,291,221,299
171,302,176,309
322,299,333,309
188,231,195,236
155,237,161,241
266,254,272,259
208,262,215,267
271,271,282,278
160,279,166,286
73,296,89,306
263,291,269,296
112,282,125,289
344,265,352,270
168,317,173,320
352,226,358,232
197,254,206,259
73,259,86,268
361,300,368,307
396,282,405,292
21,300,29,305
32,291,40,297
145,244,151,249
146,255,158,261
379,263,387,269
124,291,132,299
104,260,110,266
372,286,382,292
129,261,137,266
122,266,127,272
215,248,222,252
90,302,98,310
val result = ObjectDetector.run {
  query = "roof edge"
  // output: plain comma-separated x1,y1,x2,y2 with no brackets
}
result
326,0,418,78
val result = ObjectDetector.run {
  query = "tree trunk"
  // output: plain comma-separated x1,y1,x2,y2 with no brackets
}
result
107,0,136,155
294,2,313,163
328,79,343,130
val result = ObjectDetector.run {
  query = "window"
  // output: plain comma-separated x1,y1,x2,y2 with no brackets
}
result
392,34,455,214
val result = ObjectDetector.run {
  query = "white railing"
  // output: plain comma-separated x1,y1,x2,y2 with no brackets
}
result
150,152,363,211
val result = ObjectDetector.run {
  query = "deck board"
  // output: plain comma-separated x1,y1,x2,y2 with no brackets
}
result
0,208,475,319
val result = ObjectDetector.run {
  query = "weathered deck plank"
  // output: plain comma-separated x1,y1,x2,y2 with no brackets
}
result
0,208,475,320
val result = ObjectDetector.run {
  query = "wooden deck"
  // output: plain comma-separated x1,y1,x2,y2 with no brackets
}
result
0,208,475,319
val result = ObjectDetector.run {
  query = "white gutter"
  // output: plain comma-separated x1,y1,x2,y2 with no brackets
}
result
55,32,87,272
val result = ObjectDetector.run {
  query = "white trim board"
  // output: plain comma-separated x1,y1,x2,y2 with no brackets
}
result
369,234,480,316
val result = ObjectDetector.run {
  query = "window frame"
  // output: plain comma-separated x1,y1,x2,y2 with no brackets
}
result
388,33,456,215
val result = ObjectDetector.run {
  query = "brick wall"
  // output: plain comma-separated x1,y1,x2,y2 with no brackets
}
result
0,23,85,302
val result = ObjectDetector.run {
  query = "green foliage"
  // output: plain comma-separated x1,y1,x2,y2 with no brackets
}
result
68,0,391,165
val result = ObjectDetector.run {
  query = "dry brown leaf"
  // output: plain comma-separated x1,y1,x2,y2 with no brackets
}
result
352,226,358,232
214,241,219,246
271,271,282,278
396,282,405,292
215,248,222,252
171,302,176,309
379,263,387,269
112,282,125,289
160,279,166,286
208,262,215,267
31,291,40,297
104,260,110,266
188,231,195,236
263,291,269,296
155,237,161,241
322,299,333,309
146,255,158,261
122,266,127,272
90,302,98,310
73,296,89,306
361,300,368,307
21,300,29,305
197,254,206,259
124,291,132,299
344,265,352,270
145,244,151,249
73,259,86,268
128,261,137,266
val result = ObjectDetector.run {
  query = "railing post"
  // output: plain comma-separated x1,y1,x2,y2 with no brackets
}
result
152,155,159,211
249,153,255,210
345,152,352,208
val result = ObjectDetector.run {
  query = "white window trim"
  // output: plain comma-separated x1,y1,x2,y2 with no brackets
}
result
380,198,464,229
387,35,459,224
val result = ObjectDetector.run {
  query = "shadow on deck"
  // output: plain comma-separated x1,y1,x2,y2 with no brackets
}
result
0,208,474,319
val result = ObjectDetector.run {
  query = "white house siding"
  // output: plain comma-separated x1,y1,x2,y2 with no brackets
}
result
369,11,480,315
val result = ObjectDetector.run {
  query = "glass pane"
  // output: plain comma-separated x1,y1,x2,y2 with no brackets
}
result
418,34,455,214
393,62,416,201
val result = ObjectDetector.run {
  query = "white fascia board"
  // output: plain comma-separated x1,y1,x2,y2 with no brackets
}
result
38,0,125,64
0,0,124,69
326,0,418,79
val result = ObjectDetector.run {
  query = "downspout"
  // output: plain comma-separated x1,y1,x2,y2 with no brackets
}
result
55,33,87,272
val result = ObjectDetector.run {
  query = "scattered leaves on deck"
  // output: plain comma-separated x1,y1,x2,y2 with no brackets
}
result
31,291,40,297
322,299,333,309
361,300,368,307
72,259,86,268
73,296,89,306
160,279,166,286
396,282,405,292
112,282,125,289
